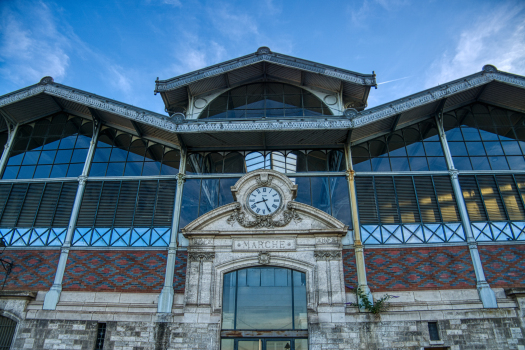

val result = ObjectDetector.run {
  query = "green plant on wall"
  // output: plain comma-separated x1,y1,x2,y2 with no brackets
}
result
346,285,398,317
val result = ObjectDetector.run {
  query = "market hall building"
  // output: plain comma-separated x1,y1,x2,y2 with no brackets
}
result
0,47,524,350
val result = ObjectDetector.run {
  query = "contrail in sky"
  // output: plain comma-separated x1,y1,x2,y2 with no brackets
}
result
377,76,412,85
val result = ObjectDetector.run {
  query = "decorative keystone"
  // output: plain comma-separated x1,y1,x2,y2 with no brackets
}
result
39,76,54,85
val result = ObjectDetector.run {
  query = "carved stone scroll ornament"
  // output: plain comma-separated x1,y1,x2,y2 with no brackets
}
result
227,202,302,229
258,252,271,265
188,252,215,262
255,174,273,187
314,250,342,261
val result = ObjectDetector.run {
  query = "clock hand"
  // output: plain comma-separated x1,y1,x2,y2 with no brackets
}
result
263,198,271,211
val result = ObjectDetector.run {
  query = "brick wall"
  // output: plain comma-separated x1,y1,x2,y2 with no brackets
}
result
342,249,357,291
364,246,476,291
0,249,60,290
479,244,525,288
63,250,168,292
173,250,187,292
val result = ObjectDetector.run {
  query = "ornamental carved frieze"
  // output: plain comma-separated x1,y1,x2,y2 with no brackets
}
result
226,202,302,229
314,250,342,261
258,252,271,265
188,252,215,262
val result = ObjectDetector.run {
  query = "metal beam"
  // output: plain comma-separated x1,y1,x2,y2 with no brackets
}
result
390,113,402,132
131,120,144,137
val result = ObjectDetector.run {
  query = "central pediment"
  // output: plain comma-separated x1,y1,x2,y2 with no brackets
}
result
182,170,348,236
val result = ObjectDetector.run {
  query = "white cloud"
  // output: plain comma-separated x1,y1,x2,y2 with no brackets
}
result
350,0,408,25
425,4,525,88
161,0,182,6
208,5,259,40
0,1,70,85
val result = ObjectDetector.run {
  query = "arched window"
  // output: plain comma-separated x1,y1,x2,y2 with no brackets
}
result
221,267,308,350
199,82,334,119
0,315,17,349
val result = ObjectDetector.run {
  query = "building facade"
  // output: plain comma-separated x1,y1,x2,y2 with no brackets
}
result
0,47,524,350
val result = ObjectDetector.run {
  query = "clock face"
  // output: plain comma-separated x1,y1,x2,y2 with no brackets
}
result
247,187,282,216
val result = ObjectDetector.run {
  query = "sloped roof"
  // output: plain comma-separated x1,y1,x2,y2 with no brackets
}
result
155,47,377,113
0,77,181,148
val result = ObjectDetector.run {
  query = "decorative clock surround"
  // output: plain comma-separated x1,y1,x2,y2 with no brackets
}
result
182,169,348,235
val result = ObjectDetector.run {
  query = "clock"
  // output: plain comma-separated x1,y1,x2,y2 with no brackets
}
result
247,187,282,216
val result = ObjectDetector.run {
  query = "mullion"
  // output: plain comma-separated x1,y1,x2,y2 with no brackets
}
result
410,176,423,225
0,183,14,224
30,182,47,228
109,181,125,246
13,184,30,227
49,182,65,228
148,180,162,246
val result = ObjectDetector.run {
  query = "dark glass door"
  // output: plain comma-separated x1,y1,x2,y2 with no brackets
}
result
221,338,307,350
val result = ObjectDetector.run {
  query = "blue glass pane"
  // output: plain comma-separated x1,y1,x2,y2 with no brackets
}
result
219,178,238,206
110,148,127,162
310,177,331,214
353,158,371,171
50,164,68,178
71,149,88,163
502,141,522,155
406,142,425,156
38,150,57,164
93,148,111,162
507,156,525,170
488,157,509,170
124,162,143,176
409,158,429,171
2,166,18,179
453,157,473,170
160,162,178,175
445,128,463,141
470,157,491,170
106,162,125,176
17,166,35,179
55,149,73,163
34,165,52,178
67,163,84,177
58,136,77,149
371,157,390,172
294,177,311,205
22,152,40,165
75,135,91,148
390,157,410,171
427,157,448,171
466,142,486,156
89,163,107,176
142,162,161,176
330,177,351,225
179,179,201,229
484,142,504,156
462,127,481,141
7,153,23,165
199,179,219,215
449,142,468,156
423,142,444,156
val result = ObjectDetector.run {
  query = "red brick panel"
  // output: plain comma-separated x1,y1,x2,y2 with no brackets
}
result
173,250,187,292
342,249,358,291
63,250,168,293
0,250,60,290
479,244,525,288
365,246,476,291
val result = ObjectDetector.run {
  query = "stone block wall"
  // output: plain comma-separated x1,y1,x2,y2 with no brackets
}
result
1,249,60,291
479,244,525,288
62,250,168,292
364,246,476,291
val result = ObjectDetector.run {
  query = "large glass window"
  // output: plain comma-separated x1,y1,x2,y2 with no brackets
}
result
443,103,525,171
186,150,345,174
2,113,93,179
199,82,334,119
222,267,307,330
0,181,78,246
72,179,176,246
89,126,180,177
352,119,447,172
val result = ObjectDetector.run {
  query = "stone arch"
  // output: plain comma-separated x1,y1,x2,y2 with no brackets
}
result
212,255,317,312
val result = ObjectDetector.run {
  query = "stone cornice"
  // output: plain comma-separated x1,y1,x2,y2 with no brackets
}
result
155,49,377,92
352,69,525,129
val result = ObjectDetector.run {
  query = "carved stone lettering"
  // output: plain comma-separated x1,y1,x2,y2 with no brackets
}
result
232,238,296,251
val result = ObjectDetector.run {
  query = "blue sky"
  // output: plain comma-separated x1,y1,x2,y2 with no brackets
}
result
1,0,524,114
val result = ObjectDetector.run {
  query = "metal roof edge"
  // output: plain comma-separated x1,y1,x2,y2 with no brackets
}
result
351,68,525,129
155,47,377,93
0,78,178,133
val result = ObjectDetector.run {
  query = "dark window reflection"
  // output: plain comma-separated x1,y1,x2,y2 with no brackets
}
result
179,178,241,229
222,267,307,330
89,126,180,176
3,113,93,179
186,150,346,174
443,103,525,170
200,82,334,119
352,120,446,172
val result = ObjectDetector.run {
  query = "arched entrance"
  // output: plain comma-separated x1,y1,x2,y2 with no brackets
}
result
220,266,308,350
0,315,17,349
